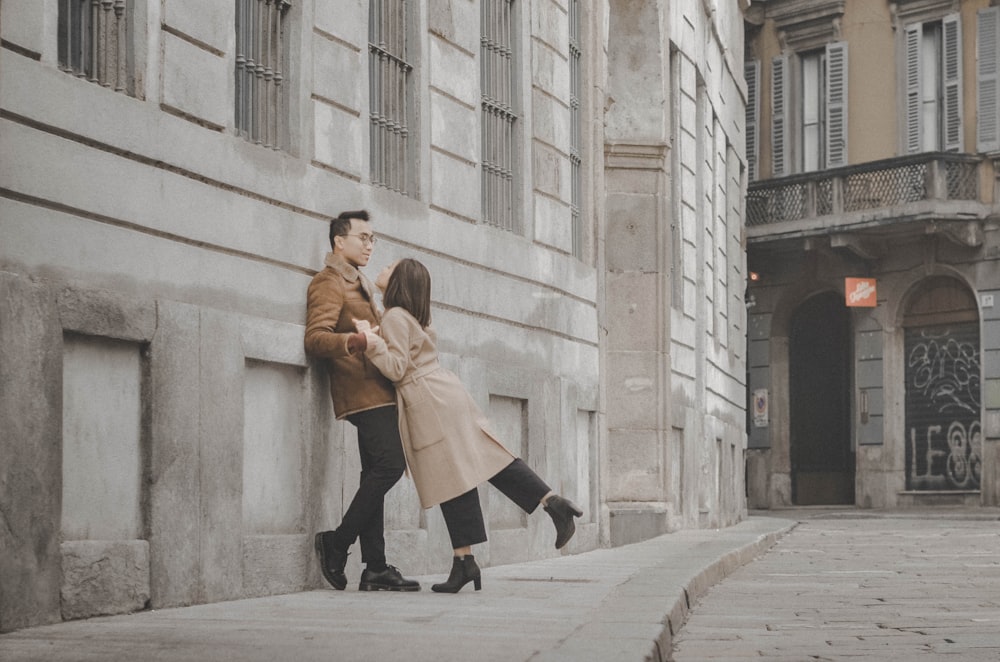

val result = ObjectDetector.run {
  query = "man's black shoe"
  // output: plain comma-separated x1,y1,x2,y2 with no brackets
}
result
358,564,421,592
314,531,348,590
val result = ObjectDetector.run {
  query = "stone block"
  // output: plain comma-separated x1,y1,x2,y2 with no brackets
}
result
430,150,479,221
60,540,150,621
606,429,663,501
430,35,479,108
532,0,567,52
608,503,668,546
0,0,47,57
161,32,229,129
242,535,309,596
243,361,306,535
61,335,143,541
312,36,362,111
57,287,156,341
531,40,568,102
163,0,232,52
148,300,201,609
313,100,363,176
605,0,666,139
428,0,478,53
748,312,772,340
0,273,62,632
198,309,245,601
533,192,572,254
605,271,659,352
748,337,769,368
431,91,478,163
314,0,365,49
532,141,567,198
984,320,1000,356
606,351,661,430
605,193,659,273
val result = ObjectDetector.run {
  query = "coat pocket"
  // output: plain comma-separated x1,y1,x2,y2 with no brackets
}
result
402,382,446,451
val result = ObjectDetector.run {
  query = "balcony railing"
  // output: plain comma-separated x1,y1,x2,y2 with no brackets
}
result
747,153,983,227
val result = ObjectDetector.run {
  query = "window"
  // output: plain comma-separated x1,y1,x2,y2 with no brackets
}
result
771,41,846,176
744,59,760,182
904,15,961,153
977,8,999,152
481,0,519,232
800,50,825,172
569,0,583,257
58,0,136,96
235,0,291,149
369,0,414,195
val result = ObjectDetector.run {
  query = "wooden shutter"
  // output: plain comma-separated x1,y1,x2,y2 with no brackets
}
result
825,41,848,168
978,7,1000,152
745,59,760,181
942,14,962,152
904,23,922,154
771,55,788,176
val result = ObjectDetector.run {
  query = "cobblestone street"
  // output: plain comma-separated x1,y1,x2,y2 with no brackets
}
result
672,513,1000,661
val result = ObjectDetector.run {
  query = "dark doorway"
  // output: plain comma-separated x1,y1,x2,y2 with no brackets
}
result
789,291,854,505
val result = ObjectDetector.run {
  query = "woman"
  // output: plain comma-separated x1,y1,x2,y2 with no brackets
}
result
351,258,583,593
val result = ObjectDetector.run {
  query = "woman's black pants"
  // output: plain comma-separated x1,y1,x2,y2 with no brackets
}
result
437,458,550,549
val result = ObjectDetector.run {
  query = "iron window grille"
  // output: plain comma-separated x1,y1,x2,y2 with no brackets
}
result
569,0,583,258
235,0,291,149
58,0,135,96
368,0,413,195
481,0,519,232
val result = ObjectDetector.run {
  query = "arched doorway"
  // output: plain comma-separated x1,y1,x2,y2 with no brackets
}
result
903,277,981,491
789,291,854,505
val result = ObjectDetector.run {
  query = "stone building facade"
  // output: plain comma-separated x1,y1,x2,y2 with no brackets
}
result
0,0,749,631
745,0,1000,509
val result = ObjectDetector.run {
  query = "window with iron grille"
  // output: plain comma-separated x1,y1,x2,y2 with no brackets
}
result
369,0,413,195
235,0,291,149
481,0,519,232
569,0,583,258
58,0,136,96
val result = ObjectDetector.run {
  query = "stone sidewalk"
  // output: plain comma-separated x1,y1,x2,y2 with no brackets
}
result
0,517,791,662
672,510,1000,661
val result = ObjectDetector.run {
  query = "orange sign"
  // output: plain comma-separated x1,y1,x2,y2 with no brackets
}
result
845,278,877,307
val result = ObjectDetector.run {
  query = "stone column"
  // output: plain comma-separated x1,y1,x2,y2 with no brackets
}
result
0,273,62,631
602,0,672,544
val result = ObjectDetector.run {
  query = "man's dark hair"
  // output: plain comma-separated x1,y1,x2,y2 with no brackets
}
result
329,209,370,249
383,259,432,328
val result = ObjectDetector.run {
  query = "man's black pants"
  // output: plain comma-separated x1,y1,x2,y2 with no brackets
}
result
332,405,406,566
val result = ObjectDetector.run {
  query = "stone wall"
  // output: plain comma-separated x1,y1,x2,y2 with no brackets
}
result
0,0,748,631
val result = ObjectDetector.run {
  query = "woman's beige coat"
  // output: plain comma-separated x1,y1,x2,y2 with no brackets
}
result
364,307,515,509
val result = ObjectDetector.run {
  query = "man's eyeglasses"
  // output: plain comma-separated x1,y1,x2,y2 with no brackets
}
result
344,233,377,246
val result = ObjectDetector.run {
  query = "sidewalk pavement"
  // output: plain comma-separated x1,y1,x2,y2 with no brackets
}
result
0,516,793,662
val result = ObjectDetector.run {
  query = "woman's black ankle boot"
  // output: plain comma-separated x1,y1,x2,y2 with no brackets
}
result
544,495,584,549
431,555,482,593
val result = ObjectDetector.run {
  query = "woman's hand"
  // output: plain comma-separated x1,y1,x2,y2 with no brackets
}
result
362,329,382,348
353,318,378,334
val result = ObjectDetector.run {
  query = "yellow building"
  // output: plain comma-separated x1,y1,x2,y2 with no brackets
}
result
745,0,1000,509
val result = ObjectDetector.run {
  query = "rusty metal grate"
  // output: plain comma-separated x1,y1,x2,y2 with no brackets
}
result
946,160,978,200
844,162,925,212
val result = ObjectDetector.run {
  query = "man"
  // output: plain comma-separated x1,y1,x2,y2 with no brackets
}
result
305,209,419,592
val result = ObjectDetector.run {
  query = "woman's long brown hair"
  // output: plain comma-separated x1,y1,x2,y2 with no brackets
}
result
383,258,432,328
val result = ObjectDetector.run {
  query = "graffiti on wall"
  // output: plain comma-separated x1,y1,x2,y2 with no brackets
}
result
905,325,982,491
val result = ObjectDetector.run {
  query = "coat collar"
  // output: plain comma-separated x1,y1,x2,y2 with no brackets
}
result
324,252,376,301
324,252,359,283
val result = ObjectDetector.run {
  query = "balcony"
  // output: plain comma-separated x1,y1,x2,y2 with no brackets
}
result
747,153,994,250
